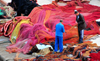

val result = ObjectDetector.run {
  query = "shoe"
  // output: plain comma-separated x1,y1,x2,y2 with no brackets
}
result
52,51,57,54
78,42,83,44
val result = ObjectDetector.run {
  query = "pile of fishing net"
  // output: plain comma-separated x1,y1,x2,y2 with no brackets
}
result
90,51,100,61
0,1,99,54
13,42,99,61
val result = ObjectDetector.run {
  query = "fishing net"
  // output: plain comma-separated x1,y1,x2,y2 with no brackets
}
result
84,21,100,35
0,23,4,36
5,1,100,53
2,16,29,37
3,20,14,36
90,51,100,61
7,23,55,54
10,19,30,44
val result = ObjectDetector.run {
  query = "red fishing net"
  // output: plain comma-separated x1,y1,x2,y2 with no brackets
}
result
0,23,4,36
90,51,100,61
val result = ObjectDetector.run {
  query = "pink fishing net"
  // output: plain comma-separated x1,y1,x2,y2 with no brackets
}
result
7,23,55,54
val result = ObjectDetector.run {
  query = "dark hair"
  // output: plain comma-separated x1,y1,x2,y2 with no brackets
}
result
60,20,63,22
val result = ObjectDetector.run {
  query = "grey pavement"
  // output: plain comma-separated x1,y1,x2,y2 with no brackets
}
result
0,36,35,61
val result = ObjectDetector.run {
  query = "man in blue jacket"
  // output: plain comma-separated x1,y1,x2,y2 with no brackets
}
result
55,20,65,53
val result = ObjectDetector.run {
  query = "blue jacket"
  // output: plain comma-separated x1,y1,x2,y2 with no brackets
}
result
55,23,65,37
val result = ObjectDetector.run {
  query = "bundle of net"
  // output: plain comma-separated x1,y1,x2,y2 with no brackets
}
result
3,16,29,37
7,23,55,54
0,23,4,36
10,18,30,44
84,21,100,35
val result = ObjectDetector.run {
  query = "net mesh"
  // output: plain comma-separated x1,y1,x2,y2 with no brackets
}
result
4,1,100,53
10,19,30,44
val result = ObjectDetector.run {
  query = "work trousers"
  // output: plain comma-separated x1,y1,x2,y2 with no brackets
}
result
55,36,63,52
78,29,84,43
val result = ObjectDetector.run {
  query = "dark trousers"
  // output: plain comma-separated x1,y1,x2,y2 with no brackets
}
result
78,29,84,43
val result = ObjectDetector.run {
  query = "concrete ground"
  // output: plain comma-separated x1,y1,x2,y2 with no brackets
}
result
0,0,100,61
0,36,36,61
89,0,100,7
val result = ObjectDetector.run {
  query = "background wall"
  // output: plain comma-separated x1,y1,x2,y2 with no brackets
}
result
37,0,55,5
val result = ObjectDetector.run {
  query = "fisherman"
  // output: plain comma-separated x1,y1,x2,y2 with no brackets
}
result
55,19,65,53
74,10,86,43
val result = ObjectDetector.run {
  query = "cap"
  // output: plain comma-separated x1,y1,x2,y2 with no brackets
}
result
74,10,78,14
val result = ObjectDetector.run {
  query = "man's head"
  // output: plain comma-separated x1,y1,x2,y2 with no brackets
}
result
60,20,63,23
74,10,79,15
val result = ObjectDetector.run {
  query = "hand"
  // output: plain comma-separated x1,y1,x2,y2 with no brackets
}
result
75,24,77,26
74,24,78,27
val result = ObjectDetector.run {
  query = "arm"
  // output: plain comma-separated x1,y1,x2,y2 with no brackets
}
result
62,25,65,33
78,14,85,25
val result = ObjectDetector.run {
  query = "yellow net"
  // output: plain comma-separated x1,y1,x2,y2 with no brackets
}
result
10,19,30,44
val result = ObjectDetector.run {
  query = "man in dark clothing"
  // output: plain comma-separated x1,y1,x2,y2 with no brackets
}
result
74,10,86,43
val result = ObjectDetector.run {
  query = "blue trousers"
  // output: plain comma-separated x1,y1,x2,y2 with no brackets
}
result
78,29,84,43
55,36,63,52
